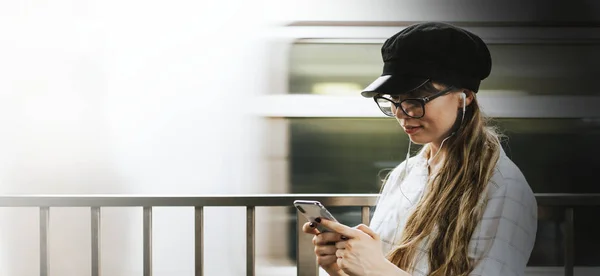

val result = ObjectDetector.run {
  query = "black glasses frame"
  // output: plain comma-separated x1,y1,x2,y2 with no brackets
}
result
373,85,456,118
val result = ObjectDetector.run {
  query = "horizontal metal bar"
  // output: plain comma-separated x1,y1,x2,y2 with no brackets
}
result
0,193,598,207
249,94,600,118
535,194,600,206
0,194,378,207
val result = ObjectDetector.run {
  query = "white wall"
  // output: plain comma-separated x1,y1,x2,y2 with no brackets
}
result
0,0,276,275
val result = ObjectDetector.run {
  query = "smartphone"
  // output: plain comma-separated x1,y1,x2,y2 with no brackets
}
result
293,200,337,233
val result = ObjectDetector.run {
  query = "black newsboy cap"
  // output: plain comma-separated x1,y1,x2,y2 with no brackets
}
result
361,22,492,98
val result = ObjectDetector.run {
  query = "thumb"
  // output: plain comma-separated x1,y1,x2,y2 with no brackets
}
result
356,224,379,240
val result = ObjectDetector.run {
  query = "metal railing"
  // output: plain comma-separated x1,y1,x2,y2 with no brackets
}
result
0,193,597,276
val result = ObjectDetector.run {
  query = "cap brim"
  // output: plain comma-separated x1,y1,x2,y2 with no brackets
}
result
360,75,429,98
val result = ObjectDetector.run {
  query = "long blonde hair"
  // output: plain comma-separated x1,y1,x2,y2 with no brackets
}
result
387,83,503,275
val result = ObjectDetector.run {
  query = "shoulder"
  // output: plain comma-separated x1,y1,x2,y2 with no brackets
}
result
475,151,538,245
485,152,537,214
469,151,538,275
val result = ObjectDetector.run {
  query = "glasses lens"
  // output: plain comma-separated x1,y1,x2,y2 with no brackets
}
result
375,98,394,116
400,100,424,118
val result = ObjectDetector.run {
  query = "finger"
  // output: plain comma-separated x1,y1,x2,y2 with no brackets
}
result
317,255,336,266
302,222,320,235
314,232,341,245
356,224,379,240
335,241,348,249
315,232,342,245
314,245,336,256
318,219,362,239
335,248,346,258
336,257,343,270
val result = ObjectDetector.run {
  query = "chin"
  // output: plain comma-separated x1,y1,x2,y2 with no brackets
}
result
408,135,431,145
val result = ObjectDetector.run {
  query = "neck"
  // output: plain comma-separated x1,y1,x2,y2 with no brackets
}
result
427,143,446,170
429,142,441,156
428,131,457,169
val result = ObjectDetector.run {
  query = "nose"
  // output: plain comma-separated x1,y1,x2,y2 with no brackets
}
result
393,105,410,119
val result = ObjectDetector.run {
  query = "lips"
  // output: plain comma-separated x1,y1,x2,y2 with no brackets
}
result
403,125,422,135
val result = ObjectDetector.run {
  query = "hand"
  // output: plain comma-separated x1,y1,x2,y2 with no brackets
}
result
317,219,390,276
302,221,346,275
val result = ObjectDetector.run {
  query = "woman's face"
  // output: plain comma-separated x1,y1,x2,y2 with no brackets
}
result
390,83,470,145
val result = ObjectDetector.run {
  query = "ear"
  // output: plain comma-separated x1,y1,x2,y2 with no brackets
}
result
459,90,474,107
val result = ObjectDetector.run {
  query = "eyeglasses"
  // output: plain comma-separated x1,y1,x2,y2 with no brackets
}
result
373,86,455,118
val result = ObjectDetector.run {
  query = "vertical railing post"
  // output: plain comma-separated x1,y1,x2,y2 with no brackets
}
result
361,206,370,225
195,206,204,276
297,209,319,276
246,206,256,276
91,207,102,276
143,207,153,276
39,207,50,276
564,207,574,276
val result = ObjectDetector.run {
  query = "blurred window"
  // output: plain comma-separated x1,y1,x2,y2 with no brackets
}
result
289,42,600,96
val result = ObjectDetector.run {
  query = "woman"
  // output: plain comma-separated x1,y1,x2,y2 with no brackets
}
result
302,22,538,276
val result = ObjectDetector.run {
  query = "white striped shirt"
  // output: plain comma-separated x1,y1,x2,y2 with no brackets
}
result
370,147,538,276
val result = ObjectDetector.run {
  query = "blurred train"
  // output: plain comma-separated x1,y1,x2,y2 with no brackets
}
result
0,0,599,275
